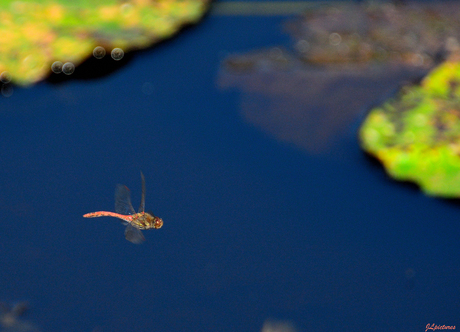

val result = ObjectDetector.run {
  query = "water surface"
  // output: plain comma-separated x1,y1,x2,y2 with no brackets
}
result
0,2,459,332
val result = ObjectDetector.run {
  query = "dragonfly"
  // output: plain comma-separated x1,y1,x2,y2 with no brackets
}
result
83,172,163,244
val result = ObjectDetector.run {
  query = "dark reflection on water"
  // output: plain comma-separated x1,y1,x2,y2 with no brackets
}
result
218,0,460,159
219,58,427,153
0,3,459,332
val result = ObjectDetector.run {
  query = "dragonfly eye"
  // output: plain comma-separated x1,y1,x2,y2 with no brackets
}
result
154,217,163,229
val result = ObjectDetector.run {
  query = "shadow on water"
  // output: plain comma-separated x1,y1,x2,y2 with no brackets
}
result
45,12,211,85
439,196,460,208
46,52,135,84
0,16,209,94
361,150,430,194
362,147,460,210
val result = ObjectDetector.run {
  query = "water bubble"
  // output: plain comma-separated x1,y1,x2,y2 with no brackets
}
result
0,71,11,83
62,62,75,75
93,46,106,59
1,84,13,97
411,53,424,66
51,61,63,74
269,47,283,60
111,48,124,61
329,32,342,46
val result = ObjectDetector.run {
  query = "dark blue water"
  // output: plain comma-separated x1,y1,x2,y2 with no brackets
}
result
1,3,459,332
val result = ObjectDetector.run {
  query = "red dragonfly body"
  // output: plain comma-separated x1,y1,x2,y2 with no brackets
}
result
83,172,163,243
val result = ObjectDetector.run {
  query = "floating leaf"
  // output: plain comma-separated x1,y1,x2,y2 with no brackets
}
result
359,57,460,197
0,0,209,86
285,2,460,67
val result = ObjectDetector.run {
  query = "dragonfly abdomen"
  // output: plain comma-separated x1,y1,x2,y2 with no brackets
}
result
83,211,132,222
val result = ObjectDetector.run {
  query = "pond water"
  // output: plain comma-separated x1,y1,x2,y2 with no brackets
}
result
0,2,459,332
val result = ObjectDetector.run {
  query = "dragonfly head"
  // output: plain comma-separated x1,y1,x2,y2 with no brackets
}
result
153,216,163,229
146,211,163,229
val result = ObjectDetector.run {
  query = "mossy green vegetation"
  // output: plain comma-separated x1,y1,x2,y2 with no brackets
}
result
360,58,460,197
0,0,209,85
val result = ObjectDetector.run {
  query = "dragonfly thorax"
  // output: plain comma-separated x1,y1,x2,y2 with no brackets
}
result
131,213,163,230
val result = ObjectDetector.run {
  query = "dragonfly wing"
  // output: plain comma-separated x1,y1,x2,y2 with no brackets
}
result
115,184,136,215
139,172,146,213
124,224,145,244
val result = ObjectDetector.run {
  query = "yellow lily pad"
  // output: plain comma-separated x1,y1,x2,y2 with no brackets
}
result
0,0,209,86
360,58,460,197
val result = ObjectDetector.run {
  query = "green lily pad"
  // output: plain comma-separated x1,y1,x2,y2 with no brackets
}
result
0,0,209,86
359,58,460,197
